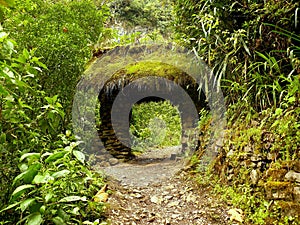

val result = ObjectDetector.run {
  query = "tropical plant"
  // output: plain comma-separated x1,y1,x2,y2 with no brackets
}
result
2,0,110,122
1,138,106,225
172,0,300,110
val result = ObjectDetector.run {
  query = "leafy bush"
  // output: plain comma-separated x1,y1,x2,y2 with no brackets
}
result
0,25,49,210
3,0,110,120
0,22,106,225
172,0,300,110
1,138,106,225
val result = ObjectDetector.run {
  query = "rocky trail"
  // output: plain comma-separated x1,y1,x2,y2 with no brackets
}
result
93,146,232,225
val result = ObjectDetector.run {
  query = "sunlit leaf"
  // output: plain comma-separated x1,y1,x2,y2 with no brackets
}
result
12,184,35,198
52,169,70,178
73,150,85,164
59,196,87,202
20,153,40,162
26,212,43,225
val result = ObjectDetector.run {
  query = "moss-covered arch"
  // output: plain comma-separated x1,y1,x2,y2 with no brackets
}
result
98,61,208,159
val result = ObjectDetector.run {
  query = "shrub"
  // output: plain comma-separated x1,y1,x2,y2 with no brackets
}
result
3,0,110,121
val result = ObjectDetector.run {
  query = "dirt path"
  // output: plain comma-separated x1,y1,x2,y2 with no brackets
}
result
94,146,230,224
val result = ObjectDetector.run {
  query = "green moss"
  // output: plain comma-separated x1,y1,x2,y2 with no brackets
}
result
265,168,288,181
111,61,193,84
264,181,291,188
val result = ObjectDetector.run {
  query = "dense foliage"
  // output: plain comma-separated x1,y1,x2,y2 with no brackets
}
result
0,1,109,224
172,0,300,223
2,0,109,120
173,0,300,110
109,0,173,35
130,101,181,152
1,0,300,224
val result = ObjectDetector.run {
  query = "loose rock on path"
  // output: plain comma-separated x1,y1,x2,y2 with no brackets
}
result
93,146,230,224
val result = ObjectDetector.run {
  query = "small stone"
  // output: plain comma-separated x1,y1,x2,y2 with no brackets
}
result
164,195,173,200
150,196,162,204
168,201,179,207
250,169,259,184
285,170,300,183
98,161,110,167
171,214,179,219
170,153,177,160
293,186,300,202
134,193,143,199
95,155,106,161
109,158,119,165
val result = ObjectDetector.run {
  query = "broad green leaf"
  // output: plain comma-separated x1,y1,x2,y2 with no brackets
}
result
52,217,67,225
12,163,41,186
26,212,42,225
23,163,42,184
22,49,29,60
12,184,35,198
45,151,68,163
58,208,70,221
52,169,70,178
0,201,21,213
20,198,35,212
20,153,40,162
33,173,54,184
59,196,87,202
45,193,53,203
73,150,85,164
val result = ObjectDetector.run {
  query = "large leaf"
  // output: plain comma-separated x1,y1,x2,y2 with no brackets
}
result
12,163,40,185
20,198,35,212
45,151,68,163
23,163,42,184
59,196,87,203
52,169,70,178
20,153,40,162
33,173,54,184
26,212,43,225
52,216,67,225
73,150,85,164
12,184,35,198
45,192,53,203
0,201,21,213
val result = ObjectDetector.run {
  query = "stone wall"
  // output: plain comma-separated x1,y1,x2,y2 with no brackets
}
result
215,144,300,218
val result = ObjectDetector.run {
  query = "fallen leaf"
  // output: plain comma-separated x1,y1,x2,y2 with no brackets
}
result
94,192,108,203
228,208,244,223
93,184,109,202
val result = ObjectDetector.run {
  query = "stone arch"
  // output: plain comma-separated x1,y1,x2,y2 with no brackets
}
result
98,61,208,160
73,44,226,165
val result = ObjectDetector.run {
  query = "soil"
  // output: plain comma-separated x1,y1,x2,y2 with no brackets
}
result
93,146,230,225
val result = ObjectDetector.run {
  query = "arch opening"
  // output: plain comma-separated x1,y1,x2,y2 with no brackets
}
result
129,98,182,156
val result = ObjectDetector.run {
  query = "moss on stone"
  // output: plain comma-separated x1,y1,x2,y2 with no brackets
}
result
109,61,195,88
264,181,291,188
